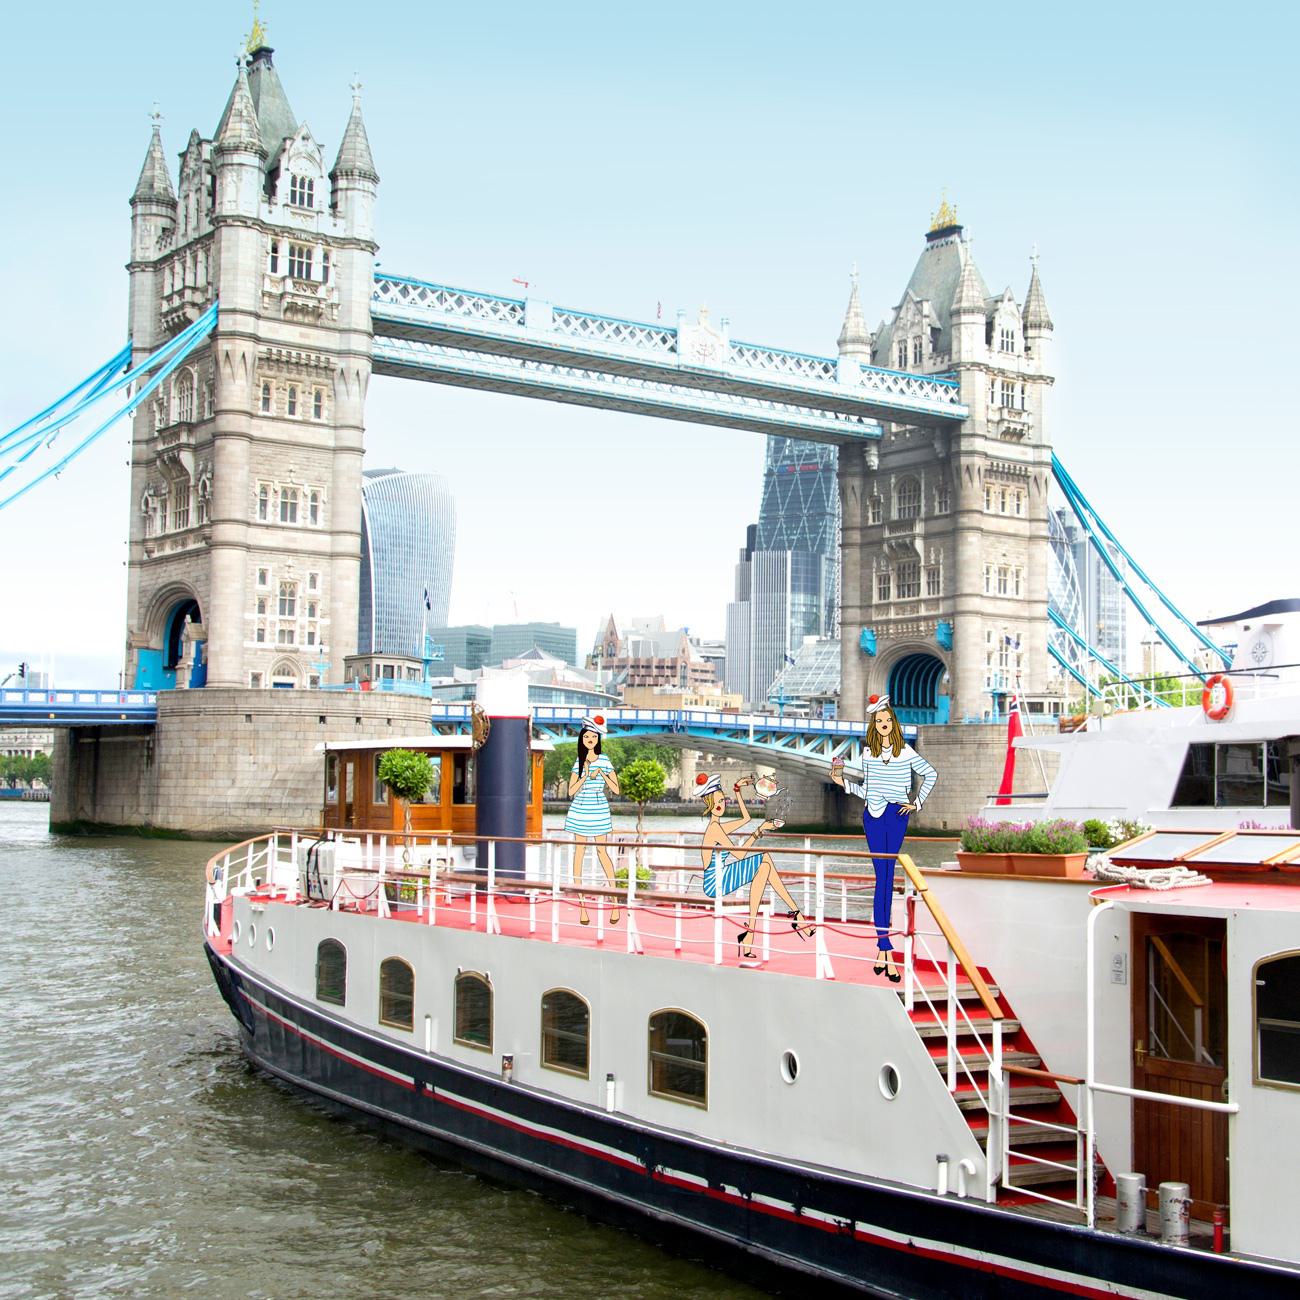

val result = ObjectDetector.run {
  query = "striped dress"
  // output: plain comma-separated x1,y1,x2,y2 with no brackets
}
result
564,755,614,837
843,745,937,814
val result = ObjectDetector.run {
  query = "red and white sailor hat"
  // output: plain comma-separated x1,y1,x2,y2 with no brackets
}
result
865,693,891,714
694,772,722,799
580,714,607,736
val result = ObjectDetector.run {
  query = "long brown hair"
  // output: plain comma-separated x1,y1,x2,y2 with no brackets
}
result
866,707,905,759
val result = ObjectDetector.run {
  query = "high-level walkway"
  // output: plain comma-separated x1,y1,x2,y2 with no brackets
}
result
370,273,968,441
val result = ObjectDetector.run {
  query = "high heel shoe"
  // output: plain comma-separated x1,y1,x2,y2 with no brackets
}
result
875,951,901,983
787,910,815,940
736,927,756,959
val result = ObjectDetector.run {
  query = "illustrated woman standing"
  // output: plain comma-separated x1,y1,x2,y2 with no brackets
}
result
565,715,620,926
830,694,936,982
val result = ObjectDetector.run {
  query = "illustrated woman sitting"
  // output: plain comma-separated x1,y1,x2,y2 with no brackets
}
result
565,715,620,926
830,694,936,983
696,772,814,960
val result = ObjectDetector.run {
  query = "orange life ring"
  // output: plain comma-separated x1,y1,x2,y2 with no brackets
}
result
1202,674,1233,721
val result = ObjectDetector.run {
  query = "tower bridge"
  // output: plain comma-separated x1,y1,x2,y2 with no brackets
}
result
100,38,1055,731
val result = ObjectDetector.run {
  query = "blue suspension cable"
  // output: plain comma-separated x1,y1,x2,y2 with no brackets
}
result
0,315,214,471
0,344,131,457
1048,607,1170,708
1052,454,1229,667
1052,463,1207,681
1046,642,1103,698
0,305,218,513
0,311,217,486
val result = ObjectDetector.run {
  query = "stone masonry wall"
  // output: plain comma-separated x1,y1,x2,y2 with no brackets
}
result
757,725,1059,832
51,688,433,838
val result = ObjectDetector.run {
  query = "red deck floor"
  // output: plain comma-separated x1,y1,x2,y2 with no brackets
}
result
225,882,950,991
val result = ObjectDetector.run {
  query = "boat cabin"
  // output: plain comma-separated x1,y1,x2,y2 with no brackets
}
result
319,734,547,837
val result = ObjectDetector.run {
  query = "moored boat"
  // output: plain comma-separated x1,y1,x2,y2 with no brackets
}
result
202,722,1300,1296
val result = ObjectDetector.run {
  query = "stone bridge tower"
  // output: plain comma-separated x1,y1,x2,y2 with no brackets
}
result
123,42,377,690
836,201,1055,724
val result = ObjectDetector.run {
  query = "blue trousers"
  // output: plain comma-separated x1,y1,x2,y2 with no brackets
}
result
863,804,910,951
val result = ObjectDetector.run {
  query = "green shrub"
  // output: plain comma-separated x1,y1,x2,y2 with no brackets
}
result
961,817,1021,853
1022,819,1088,854
614,864,653,887
377,749,435,802
1083,818,1116,850
962,816,1088,854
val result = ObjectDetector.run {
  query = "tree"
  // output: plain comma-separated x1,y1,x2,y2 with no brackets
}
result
543,741,578,795
377,749,434,861
618,758,666,862
605,738,679,777
29,752,51,789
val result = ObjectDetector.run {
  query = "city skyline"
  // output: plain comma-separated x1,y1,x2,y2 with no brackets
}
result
1,2,1296,686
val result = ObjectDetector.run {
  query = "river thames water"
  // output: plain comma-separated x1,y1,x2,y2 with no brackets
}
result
0,804,957,1299
0,804,778,1300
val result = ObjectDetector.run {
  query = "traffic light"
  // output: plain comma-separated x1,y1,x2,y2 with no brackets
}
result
17,662,27,679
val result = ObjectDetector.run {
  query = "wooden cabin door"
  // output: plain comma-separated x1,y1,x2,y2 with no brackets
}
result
1131,913,1228,1218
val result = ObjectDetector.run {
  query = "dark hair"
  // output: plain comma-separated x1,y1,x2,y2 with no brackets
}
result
576,727,602,775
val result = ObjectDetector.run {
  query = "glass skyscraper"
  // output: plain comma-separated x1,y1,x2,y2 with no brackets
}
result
724,438,839,704
358,468,456,657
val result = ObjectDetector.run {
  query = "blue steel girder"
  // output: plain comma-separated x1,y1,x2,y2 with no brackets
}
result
0,688,158,727
371,275,968,437
522,706,918,781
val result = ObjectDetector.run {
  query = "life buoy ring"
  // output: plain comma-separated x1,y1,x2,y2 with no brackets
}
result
1202,674,1233,721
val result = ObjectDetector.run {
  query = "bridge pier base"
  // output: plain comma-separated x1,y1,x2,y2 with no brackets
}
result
50,688,433,837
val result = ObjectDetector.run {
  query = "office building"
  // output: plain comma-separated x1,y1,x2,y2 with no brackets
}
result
358,468,456,657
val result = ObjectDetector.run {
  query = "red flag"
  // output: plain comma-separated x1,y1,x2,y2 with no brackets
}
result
994,694,1023,806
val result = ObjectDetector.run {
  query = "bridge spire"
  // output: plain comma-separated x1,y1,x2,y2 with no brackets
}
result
1022,248,1053,332
215,56,265,154
331,79,378,184
837,264,872,362
131,110,175,204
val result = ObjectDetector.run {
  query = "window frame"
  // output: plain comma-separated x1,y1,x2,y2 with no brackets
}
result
315,938,347,1006
1254,949,1300,1091
540,988,591,1079
454,971,493,1051
378,956,415,1031
647,1007,708,1109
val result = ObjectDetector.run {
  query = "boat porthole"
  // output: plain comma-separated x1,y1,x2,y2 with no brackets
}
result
266,927,276,952
248,922,257,947
879,1063,900,1100
232,919,241,944
780,1050,800,1084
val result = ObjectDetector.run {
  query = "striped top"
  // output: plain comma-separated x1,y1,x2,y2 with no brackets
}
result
843,745,937,818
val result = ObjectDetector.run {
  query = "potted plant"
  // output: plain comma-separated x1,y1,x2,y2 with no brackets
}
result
956,817,1017,872
1008,819,1090,877
957,817,1092,876
377,748,435,891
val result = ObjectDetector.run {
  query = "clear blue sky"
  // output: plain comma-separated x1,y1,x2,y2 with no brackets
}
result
1,1,1296,684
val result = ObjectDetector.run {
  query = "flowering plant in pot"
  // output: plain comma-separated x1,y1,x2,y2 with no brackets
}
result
958,817,1091,876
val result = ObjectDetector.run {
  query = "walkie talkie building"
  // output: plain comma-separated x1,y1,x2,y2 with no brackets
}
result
358,468,456,657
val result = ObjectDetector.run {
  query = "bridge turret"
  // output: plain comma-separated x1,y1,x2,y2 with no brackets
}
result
837,266,873,365
330,85,379,240
128,116,177,355
1022,252,1053,381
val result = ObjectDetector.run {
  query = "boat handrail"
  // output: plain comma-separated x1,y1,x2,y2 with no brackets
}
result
1003,1064,1083,1086
897,853,1003,1024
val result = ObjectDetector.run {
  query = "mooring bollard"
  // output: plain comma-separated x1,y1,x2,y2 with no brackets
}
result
1158,1181,1191,1246
1115,1172,1146,1234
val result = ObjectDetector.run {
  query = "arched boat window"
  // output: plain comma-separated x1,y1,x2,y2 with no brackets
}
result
541,989,590,1077
379,957,414,1031
648,1009,707,1108
454,972,492,1051
316,939,346,1006
1255,950,1300,1088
